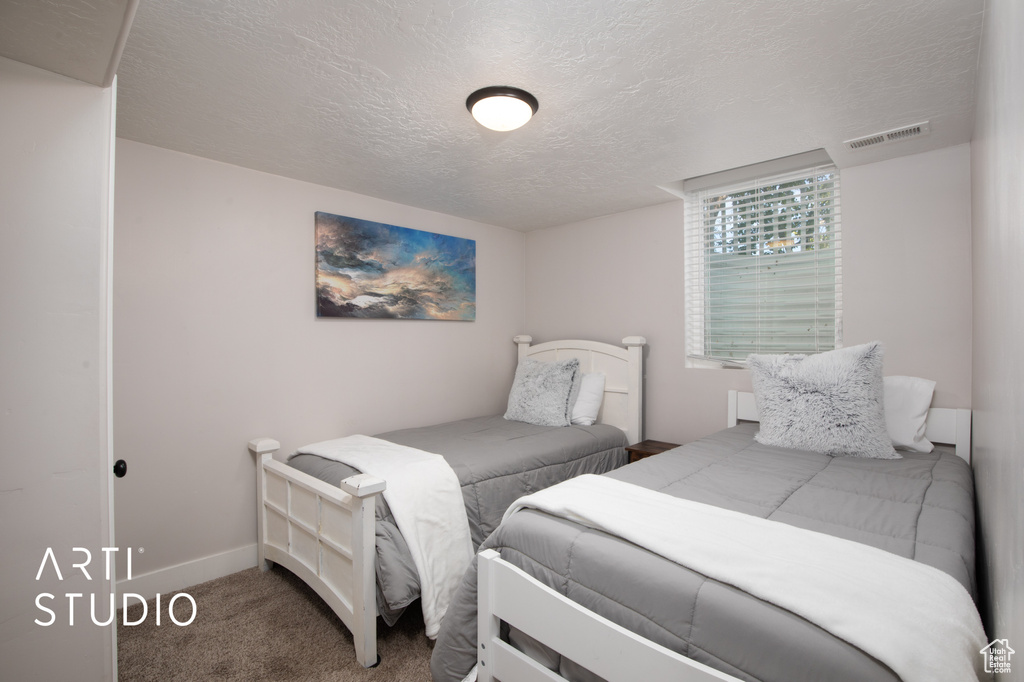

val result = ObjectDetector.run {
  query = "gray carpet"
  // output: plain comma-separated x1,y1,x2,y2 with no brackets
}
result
118,565,433,681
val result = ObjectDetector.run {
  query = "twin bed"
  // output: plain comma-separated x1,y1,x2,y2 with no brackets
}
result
250,336,986,682
432,380,985,681
247,335,646,667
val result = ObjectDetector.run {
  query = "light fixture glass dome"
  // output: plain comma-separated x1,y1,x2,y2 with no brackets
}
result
466,86,539,132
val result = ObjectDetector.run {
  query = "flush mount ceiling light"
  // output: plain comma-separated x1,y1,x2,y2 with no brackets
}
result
466,86,539,132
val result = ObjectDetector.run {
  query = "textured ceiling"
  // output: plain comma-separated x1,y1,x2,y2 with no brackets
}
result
0,0,136,87
13,0,986,231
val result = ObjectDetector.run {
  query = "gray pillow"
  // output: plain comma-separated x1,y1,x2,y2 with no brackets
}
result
748,342,899,459
504,358,580,427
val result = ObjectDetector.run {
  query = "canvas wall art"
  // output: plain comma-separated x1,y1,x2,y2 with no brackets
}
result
315,211,476,320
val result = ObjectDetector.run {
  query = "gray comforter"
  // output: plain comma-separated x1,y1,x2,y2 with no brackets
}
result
430,423,977,682
288,415,627,624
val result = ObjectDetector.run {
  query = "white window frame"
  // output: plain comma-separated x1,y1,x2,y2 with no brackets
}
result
684,159,842,368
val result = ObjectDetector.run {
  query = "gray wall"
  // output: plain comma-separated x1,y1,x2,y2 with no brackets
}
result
971,0,1024,660
526,145,973,447
0,57,115,681
112,140,526,590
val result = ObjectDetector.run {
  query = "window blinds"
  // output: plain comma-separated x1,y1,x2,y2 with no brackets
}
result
684,165,842,365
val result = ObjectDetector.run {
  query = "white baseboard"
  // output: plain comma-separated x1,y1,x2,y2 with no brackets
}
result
116,543,257,602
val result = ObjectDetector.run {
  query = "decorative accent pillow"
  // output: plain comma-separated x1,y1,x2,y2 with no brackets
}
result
571,372,606,426
748,342,899,459
884,375,936,452
504,358,580,427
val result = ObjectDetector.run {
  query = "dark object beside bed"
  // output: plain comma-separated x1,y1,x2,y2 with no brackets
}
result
430,422,977,682
289,414,627,624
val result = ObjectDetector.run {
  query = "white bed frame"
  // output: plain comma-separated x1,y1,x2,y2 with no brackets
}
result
477,548,737,682
476,390,974,682
247,335,646,668
514,335,646,446
726,390,973,463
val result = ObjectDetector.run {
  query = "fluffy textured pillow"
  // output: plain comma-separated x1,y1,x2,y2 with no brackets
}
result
571,372,606,426
748,342,899,459
884,375,936,452
504,358,580,427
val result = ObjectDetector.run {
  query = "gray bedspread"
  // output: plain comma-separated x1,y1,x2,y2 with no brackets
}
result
287,415,627,625
430,423,977,682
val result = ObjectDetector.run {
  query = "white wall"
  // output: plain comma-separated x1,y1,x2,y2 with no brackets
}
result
112,140,526,591
526,145,973,446
0,57,115,681
970,0,1024,652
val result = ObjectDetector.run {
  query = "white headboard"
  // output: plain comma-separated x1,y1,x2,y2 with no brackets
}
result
726,390,972,464
514,335,646,446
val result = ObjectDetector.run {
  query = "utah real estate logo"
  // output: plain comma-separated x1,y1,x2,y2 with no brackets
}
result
981,639,1015,675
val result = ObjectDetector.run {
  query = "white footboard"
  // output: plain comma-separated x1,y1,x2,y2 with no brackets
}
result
477,549,739,682
248,438,385,668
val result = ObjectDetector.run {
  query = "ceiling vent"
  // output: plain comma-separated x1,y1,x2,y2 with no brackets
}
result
844,121,931,151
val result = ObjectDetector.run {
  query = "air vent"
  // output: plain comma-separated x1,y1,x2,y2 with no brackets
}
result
844,121,931,151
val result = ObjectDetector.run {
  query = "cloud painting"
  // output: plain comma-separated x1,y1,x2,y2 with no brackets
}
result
315,212,476,320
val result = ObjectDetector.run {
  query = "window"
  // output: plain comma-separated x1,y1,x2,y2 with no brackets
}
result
684,162,841,367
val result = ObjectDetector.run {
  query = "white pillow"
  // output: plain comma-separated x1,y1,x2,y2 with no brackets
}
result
571,373,606,426
883,375,936,453
504,358,580,427
748,342,899,459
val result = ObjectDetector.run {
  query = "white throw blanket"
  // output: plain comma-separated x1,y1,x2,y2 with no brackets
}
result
504,474,989,682
293,435,473,638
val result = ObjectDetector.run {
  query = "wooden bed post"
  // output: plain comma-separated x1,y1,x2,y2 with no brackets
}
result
513,334,533,362
248,438,280,572
339,473,386,668
622,336,646,444
477,549,499,682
